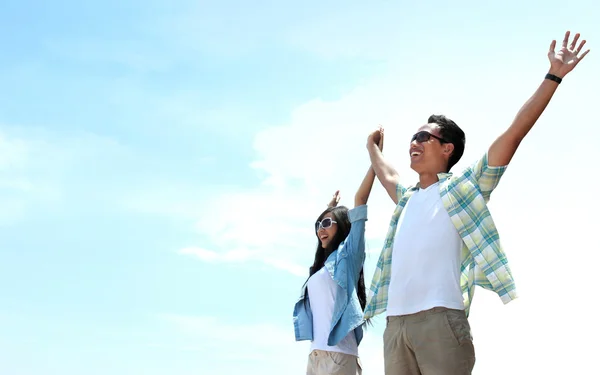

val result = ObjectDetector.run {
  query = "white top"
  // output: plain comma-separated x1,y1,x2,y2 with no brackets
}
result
386,182,465,316
307,266,358,356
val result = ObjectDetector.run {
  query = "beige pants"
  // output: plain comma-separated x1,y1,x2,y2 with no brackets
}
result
384,307,475,375
306,349,362,375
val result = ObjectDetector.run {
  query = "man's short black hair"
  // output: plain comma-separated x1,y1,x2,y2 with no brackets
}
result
428,114,465,172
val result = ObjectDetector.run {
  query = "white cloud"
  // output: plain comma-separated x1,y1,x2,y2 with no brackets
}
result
171,184,327,277
261,257,307,277
177,247,223,262
178,246,307,277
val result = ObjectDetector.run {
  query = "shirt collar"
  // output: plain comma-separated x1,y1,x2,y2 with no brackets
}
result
413,172,453,190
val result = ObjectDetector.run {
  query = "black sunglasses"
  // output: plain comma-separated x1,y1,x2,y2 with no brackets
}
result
411,131,448,144
315,217,337,232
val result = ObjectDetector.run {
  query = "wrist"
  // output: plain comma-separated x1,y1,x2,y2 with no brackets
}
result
367,141,379,151
545,72,563,84
547,68,564,80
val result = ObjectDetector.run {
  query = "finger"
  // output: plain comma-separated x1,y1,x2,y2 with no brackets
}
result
562,31,570,48
576,39,587,54
570,33,580,50
578,49,590,61
549,40,556,54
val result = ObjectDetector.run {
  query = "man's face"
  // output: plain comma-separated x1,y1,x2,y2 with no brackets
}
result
409,123,453,174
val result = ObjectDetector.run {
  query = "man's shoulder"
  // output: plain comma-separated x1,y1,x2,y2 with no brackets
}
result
445,154,490,184
438,161,483,196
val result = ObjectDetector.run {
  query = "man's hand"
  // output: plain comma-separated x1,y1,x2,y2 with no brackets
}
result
488,30,590,167
367,125,384,150
327,190,341,208
548,31,590,78
366,125,401,204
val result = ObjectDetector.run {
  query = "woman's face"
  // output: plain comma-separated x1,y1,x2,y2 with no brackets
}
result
316,212,338,249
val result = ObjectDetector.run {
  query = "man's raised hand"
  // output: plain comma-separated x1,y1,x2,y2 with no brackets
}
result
367,125,384,151
548,31,590,78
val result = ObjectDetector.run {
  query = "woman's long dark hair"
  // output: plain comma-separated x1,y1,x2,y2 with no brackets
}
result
309,206,368,313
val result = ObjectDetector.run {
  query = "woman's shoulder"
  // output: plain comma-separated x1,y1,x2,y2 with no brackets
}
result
348,204,368,223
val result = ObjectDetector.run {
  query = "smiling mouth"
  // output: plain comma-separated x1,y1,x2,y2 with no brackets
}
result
410,151,422,157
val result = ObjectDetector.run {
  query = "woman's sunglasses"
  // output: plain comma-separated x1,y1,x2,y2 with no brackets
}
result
315,217,337,232
411,131,448,144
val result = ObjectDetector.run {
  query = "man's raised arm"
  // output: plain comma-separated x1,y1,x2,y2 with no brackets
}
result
366,127,402,204
488,31,590,167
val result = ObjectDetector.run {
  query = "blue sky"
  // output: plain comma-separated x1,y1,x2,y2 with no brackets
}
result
1,1,599,374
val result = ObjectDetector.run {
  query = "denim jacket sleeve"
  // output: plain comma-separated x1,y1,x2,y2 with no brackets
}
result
336,204,368,275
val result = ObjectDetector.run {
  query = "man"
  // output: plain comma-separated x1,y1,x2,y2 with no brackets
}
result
364,31,590,375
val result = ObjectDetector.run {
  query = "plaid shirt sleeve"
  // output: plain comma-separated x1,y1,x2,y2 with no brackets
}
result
396,182,407,202
466,152,507,202
457,153,517,309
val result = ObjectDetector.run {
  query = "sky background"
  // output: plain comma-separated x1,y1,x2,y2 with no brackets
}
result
1,0,599,374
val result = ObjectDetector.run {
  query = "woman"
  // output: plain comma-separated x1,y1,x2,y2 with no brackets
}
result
293,128,383,375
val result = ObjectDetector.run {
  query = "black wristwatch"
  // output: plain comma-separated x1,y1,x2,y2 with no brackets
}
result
545,73,562,84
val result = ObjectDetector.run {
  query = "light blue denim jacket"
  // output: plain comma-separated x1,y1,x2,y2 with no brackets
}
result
293,204,368,347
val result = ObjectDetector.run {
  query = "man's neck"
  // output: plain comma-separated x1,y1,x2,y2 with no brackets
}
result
418,172,442,189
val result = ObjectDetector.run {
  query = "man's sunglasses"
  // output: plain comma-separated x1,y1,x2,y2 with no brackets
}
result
411,131,448,144
315,217,337,232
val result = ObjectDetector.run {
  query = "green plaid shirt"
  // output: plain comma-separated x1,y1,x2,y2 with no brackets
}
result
364,153,517,320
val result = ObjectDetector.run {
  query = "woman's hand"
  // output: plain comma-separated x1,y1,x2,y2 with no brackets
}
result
327,190,341,208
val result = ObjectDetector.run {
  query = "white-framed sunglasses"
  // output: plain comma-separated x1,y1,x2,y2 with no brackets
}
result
315,217,337,232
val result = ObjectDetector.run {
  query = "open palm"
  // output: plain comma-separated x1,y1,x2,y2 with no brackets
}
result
548,31,590,78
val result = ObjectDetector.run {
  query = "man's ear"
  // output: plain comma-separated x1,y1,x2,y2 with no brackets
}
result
444,143,455,157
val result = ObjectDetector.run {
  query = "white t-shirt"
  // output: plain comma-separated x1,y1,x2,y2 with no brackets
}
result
386,182,465,316
307,266,358,356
